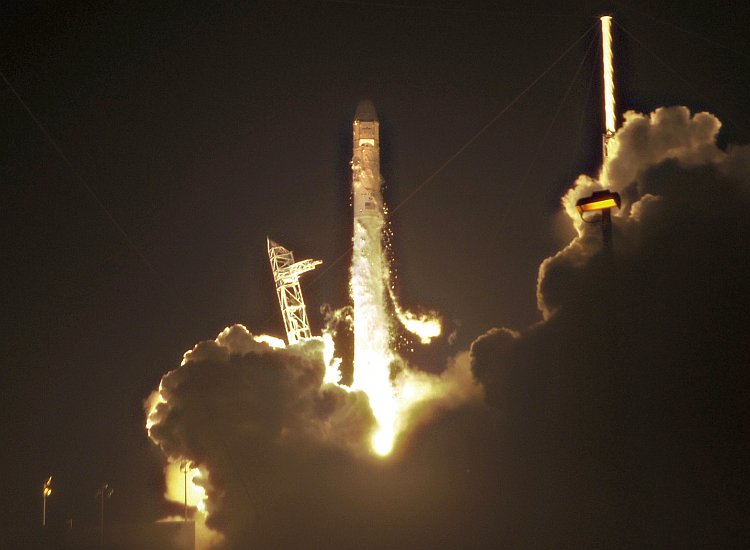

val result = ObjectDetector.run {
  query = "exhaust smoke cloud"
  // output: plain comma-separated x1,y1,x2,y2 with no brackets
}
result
475,106,750,547
147,106,749,548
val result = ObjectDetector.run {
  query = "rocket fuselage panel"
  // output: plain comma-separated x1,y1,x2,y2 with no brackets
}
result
352,101,382,221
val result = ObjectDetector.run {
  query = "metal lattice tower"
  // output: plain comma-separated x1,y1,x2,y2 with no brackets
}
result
267,238,322,345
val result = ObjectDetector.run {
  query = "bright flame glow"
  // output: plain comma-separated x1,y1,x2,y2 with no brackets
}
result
253,334,286,349
349,106,454,457
43,476,52,497
148,385,224,548
601,16,616,136
350,114,401,455
322,330,343,385
372,426,395,456
390,290,442,344
350,217,400,455
164,461,208,513
145,384,166,434
147,106,483,544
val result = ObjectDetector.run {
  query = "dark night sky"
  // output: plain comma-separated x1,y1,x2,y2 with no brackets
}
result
2,1,749,547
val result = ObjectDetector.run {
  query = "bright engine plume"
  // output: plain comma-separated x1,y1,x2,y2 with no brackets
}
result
350,100,445,456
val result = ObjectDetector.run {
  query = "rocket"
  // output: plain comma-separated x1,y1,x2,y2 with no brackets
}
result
350,99,396,455
352,99,383,221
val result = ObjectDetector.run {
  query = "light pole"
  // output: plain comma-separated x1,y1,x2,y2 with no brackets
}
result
576,190,621,253
95,482,113,547
42,476,52,527
180,460,189,522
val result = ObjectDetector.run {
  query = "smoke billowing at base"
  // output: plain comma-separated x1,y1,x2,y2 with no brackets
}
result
147,106,749,548
146,325,481,548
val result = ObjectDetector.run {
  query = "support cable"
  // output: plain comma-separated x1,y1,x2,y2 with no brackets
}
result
459,31,599,304
616,21,750,133
611,1,750,60
312,0,592,19
565,43,598,186
391,22,598,215
0,68,191,316
0,69,265,521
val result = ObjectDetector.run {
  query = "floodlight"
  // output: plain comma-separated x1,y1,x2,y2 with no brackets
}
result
576,190,621,214
575,190,621,252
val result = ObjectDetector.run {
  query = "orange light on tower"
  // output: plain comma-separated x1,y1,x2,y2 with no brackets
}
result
576,190,621,252
576,191,621,214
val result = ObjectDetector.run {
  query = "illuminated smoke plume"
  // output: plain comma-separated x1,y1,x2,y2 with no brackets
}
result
350,214,399,455
147,324,479,548
474,106,750,547
147,105,748,548
146,101,477,548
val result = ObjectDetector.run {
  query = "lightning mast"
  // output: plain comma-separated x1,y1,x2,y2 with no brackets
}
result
585,14,620,253
267,238,322,345
601,15,616,160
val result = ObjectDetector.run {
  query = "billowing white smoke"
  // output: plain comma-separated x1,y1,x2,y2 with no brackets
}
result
540,106,742,317
146,104,750,548
561,107,726,231
147,323,480,547
474,106,750,547
350,215,400,455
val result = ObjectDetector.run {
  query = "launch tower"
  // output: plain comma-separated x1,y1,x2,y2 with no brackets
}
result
267,238,322,345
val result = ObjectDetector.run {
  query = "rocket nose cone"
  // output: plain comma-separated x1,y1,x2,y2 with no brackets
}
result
355,99,378,122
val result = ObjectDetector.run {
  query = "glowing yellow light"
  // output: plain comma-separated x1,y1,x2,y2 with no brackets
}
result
372,428,395,456
164,461,208,514
43,476,53,497
577,198,618,212
575,190,621,214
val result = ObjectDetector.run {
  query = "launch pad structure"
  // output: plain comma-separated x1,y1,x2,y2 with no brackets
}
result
266,17,619,346
267,238,322,345
600,15,616,160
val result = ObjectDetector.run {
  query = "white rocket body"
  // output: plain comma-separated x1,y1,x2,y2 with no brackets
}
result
349,100,397,454
352,100,383,221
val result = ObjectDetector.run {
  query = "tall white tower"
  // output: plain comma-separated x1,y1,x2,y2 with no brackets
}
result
601,15,616,160
267,238,321,345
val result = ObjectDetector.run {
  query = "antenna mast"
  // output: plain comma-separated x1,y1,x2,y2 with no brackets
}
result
601,15,616,160
267,238,322,345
